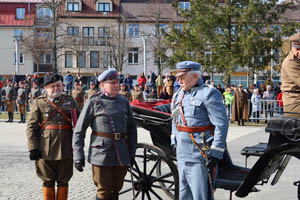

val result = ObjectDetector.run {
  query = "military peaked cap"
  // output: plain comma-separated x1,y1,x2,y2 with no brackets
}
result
98,68,119,82
175,61,201,77
44,73,63,86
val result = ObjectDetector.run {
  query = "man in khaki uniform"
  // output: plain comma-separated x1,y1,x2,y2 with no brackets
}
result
16,81,27,123
4,79,16,122
130,84,144,102
26,74,80,200
72,81,84,110
281,32,300,117
86,81,98,100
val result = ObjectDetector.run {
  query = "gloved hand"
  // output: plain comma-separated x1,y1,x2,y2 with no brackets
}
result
29,149,42,161
206,156,219,171
74,160,85,172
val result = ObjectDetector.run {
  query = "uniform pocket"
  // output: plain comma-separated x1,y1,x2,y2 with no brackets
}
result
40,133,50,157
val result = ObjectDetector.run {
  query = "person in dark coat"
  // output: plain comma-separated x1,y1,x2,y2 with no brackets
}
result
231,84,248,126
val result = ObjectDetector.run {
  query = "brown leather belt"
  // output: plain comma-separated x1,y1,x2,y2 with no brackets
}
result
92,131,126,140
43,124,72,130
176,124,214,133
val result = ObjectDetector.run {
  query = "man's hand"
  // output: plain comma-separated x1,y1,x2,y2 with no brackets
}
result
29,149,42,161
206,156,219,171
74,160,85,172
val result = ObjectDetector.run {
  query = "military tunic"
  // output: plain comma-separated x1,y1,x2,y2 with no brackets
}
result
72,88,84,110
30,86,41,105
281,51,300,117
26,93,80,187
119,90,130,101
17,87,27,114
4,85,16,113
86,88,98,99
171,78,228,200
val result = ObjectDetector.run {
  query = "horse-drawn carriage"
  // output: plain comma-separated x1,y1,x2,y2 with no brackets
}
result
119,100,300,200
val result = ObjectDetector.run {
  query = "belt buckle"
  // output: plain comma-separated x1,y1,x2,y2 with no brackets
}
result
114,133,121,140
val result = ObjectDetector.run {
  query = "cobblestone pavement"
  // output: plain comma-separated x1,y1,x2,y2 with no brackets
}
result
0,120,299,200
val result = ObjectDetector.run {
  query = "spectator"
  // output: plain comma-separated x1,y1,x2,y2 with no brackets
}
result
119,83,130,100
143,84,150,100
246,86,253,120
155,74,164,98
124,74,133,93
263,85,275,123
149,87,157,99
131,84,144,102
165,75,174,98
64,71,73,95
11,71,20,85
118,71,124,84
147,77,156,90
277,90,283,115
217,84,224,96
264,76,274,88
259,83,265,97
223,88,234,120
251,88,262,124
274,82,282,99
90,72,99,89
138,72,147,87
159,87,169,100
232,84,248,126
150,71,157,84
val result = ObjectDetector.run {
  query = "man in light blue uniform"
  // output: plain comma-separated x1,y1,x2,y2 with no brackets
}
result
171,61,228,200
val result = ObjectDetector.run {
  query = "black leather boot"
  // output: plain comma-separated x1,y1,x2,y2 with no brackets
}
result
6,112,11,122
22,114,26,123
18,114,23,123
10,112,14,122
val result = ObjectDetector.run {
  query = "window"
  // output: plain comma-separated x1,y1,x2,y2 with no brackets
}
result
16,8,25,19
174,24,183,32
102,51,111,67
67,2,79,11
14,29,24,40
14,53,24,64
128,24,139,36
154,54,165,65
156,24,167,36
128,48,138,64
39,53,51,64
37,7,52,19
187,51,196,59
67,27,79,36
65,51,73,68
178,2,190,12
83,27,94,45
78,51,86,68
90,51,99,68
98,3,110,12
38,32,51,40
98,27,110,38
271,49,280,66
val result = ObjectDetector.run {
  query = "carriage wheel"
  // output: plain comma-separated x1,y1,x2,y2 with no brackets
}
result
120,143,179,200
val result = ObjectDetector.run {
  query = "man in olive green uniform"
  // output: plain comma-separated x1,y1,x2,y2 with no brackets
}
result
119,83,130,100
26,74,80,200
72,81,84,110
4,79,16,122
85,81,98,100
281,33,300,118
29,80,42,106
16,81,27,123
130,84,144,102
73,68,137,200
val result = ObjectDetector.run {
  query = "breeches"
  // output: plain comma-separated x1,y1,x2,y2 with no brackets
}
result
5,101,13,112
17,104,26,114
284,103,300,118
35,159,73,187
92,165,127,199
178,160,213,200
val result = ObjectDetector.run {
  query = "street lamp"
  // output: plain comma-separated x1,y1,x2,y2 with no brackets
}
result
103,12,109,68
140,33,150,82
13,35,22,75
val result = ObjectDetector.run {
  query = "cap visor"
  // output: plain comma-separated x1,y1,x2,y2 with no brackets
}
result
175,71,187,77
292,44,300,49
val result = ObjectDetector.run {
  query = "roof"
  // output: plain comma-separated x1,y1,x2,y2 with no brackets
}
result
120,1,184,23
0,3,36,27
59,0,120,18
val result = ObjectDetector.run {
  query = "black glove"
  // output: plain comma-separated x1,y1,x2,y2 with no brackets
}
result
29,149,42,161
74,160,85,172
206,156,219,171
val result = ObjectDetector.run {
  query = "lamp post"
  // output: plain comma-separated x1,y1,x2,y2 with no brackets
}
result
103,12,109,68
141,33,150,82
13,35,22,75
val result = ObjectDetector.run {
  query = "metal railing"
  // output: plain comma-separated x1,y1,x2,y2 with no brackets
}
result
225,99,283,121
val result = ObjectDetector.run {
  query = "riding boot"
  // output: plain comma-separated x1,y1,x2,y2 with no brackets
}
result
110,192,119,200
6,112,11,122
10,112,14,122
42,187,55,200
23,114,26,123
56,186,68,200
238,120,240,126
241,120,244,126
18,114,23,123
